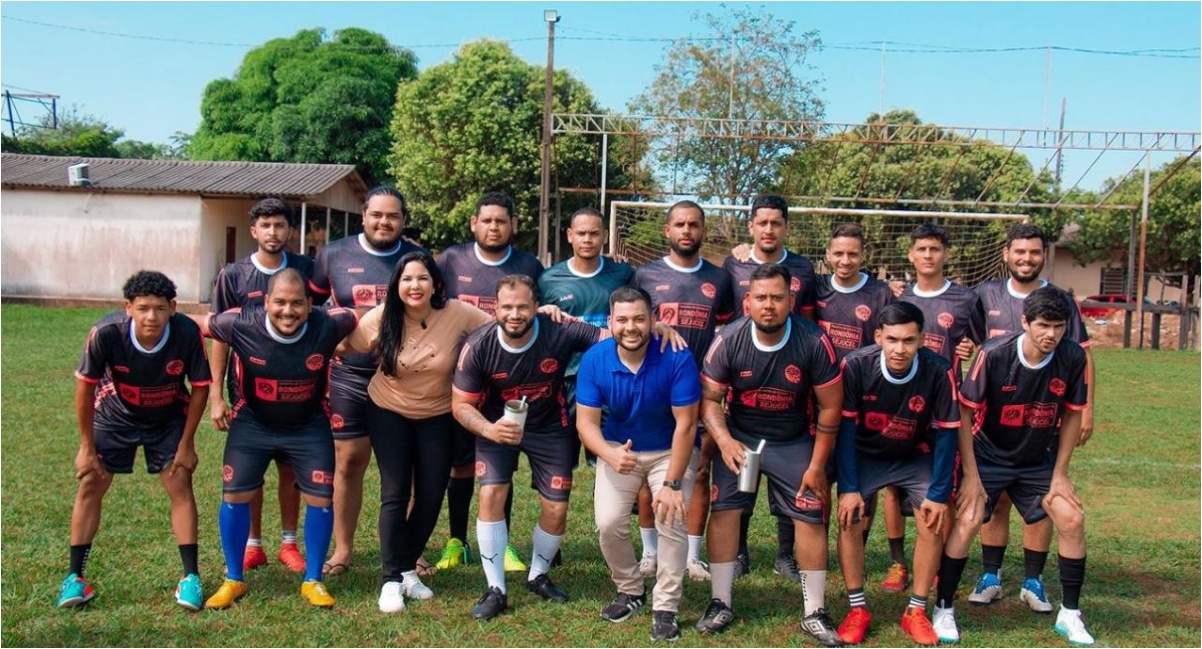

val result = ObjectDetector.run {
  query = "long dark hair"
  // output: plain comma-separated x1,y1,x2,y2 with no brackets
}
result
378,251,447,377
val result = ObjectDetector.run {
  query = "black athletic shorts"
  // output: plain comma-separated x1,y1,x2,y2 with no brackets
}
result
476,431,576,503
223,411,335,498
94,418,183,474
852,453,934,521
711,435,824,525
329,363,373,440
978,452,1056,525
452,421,476,468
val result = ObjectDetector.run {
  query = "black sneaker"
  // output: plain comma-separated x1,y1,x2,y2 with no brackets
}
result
695,598,736,634
651,610,681,642
471,586,508,621
526,573,569,603
800,608,844,647
733,551,751,579
600,591,645,623
550,548,563,568
773,550,802,584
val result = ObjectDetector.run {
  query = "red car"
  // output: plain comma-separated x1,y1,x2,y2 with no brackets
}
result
1080,294,1129,318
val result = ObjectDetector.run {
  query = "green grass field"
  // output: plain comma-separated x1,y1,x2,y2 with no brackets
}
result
2,304,1198,647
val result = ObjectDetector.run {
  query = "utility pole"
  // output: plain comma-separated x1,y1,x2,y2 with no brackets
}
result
538,9,560,266
1054,97,1066,187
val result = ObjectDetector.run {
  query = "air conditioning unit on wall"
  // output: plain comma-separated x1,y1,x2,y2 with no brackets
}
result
68,162,92,187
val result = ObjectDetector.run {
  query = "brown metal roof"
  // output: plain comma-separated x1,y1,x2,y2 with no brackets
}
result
0,153,368,199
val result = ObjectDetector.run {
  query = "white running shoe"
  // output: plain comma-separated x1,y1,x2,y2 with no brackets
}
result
932,606,960,643
686,558,711,582
378,581,405,613
968,571,1003,605
1054,607,1095,646
400,570,434,600
1019,577,1055,613
639,553,658,579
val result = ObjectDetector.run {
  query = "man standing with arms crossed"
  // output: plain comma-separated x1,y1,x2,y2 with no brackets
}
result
576,286,701,642
209,198,314,574
695,265,844,646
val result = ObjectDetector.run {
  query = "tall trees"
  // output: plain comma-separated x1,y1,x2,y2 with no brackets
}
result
1,107,184,159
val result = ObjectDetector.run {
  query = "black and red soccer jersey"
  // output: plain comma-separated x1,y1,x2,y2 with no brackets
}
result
900,280,987,367
631,257,736,369
976,279,1090,346
702,315,842,443
840,346,960,458
209,252,316,314
723,249,818,317
453,314,601,435
437,243,544,316
959,332,1088,467
205,307,359,429
814,273,896,361
77,312,212,429
308,234,427,370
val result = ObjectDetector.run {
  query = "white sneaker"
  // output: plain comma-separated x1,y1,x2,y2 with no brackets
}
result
686,558,711,582
639,553,658,578
378,581,405,613
400,570,434,600
1054,607,1095,646
932,606,960,643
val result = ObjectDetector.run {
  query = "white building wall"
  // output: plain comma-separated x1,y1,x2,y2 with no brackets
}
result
1,190,204,302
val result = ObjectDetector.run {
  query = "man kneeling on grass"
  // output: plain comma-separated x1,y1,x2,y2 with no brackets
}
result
60,271,212,610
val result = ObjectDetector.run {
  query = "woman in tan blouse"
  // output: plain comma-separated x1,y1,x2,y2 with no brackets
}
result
339,251,491,613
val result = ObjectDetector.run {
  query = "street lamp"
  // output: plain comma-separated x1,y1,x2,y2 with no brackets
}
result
538,9,560,265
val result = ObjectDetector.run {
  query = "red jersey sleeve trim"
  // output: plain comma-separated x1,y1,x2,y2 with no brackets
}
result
1078,339,1093,349
700,375,728,390
841,409,859,419
934,419,961,429
814,373,843,390
1064,402,1087,411
715,310,736,324
190,379,213,387
958,394,984,409
74,371,101,384
451,386,483,401
308,279,331,297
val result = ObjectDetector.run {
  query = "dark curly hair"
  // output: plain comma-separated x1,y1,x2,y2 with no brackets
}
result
122,270,177,301
249,198,296,227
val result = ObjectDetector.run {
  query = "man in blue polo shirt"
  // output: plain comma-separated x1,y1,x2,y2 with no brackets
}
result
577,286,701,643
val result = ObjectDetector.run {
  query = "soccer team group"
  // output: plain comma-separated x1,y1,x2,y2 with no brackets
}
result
61,188,1099,645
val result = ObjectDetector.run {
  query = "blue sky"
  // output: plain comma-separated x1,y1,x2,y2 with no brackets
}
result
2,1,1198,190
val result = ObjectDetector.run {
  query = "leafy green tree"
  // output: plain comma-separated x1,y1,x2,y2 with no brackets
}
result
390,39,650,253
629,6,825,203
1,107,184,159
190,27,416,184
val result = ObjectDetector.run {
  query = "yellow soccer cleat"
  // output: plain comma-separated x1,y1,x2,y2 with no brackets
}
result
503,544,527,573
301,580,335,608
204,579,247,610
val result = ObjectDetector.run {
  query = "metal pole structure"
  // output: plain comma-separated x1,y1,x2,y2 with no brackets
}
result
3,91,14,136
300,202,308,255
879,42,886,116
538,9,560,266
600,133,611,253
1055,97,1066,187
325,206,332,246
1043,46,1051,132
1135,154,1152,348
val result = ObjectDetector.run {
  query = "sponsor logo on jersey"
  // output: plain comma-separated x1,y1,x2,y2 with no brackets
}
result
923,333,946,354
739,370,754,378
865,411,889,431
119,385,140,404
1000,404,1025,426
550,476,573,490
988,310,1001,316
1002,384,1018,392
655,284,671,292
331,414,345,430
166,359,185,376
305,354,325,371
540,358,559,374
114,365,131,374
855,305,872,322
822,320,862,350
347,267,365,273
311,470,334,486
791,277,802,292
1048,378,1066,397
249,356,267,366
255,378,277,400
738,387,796,412
223,465,235,483
701,282,717,299
784,364,802,384
795,490,823,511
909,395,926,413
491,372,509,380
500,382,553,403
458,275,473,283
247,290,263,299
937,312,955,329
1025,401,1058,428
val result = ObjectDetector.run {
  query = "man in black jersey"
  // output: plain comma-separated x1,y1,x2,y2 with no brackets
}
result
833,303,960,646
815,222,896,362
452,275,605,620
307,186,426,576
695,264,844,646
59,271,212,611
722,194,819,584
209,198,314,574
931,287,1093,646
969,223,1095,613
200,269,358,611
436,191,544,574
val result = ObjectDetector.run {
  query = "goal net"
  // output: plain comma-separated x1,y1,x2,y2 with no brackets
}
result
609,201,1029,288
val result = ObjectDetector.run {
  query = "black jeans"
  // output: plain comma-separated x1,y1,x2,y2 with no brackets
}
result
366,401,454,581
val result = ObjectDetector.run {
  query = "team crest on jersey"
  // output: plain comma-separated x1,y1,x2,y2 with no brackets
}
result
540,358,559,374
784,364,802,384
711,484,719,503
701,282,717,299
854,305,873,322
305,354,325,371
1048,378,1066,397
331,414,345,430
937,312,955,329
909,395,926,413
223,465,235,483
791,277,802,292
166,360,184,376
475,461,487,478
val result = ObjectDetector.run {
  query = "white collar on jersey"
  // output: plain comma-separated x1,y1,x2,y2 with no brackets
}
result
357,233,404,257
264,313,309,344
129,321,171,354
497,317,540,354
1006,278,1049,299
1015,333,1055,370
474,243,514,267
911,279,953,298
662,255,704,273
750,248,789,265
567,256,605,278
830,272,869,294
879,348,920,385
751,317,792,352
250,251,288,275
